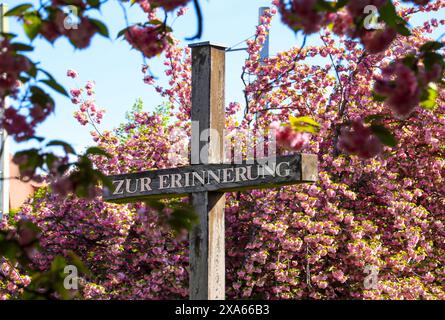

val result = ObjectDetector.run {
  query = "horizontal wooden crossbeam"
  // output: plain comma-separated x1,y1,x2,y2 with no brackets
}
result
103,154,318,203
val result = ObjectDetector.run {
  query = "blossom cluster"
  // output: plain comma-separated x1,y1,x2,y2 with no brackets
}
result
141,0,191,11
272,0,445,158
338,120,383,159
40,9,98,48
270,121,310,151
67,71,105,127
125,26,170,59
0,40,52,141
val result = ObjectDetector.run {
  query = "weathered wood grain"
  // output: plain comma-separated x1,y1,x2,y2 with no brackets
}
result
189,42,226,300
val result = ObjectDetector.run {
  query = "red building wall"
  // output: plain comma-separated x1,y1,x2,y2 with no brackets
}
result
9,154,42,210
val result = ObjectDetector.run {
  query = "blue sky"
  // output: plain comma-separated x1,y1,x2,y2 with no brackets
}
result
4,0,302,154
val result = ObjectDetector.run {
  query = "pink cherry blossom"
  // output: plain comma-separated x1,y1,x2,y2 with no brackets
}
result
338,120,383,159
374,61,421,119
125,26,169,59
67,69,78,79
270,122,311,151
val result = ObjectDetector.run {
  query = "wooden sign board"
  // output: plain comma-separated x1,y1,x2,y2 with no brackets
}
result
103,154,317,203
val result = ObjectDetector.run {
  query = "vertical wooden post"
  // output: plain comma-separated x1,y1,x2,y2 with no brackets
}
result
189,42,226,300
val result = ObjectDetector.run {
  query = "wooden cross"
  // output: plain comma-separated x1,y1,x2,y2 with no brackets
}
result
103,42,318,300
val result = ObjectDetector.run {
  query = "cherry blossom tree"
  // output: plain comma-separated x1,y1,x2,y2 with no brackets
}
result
2,3,444,299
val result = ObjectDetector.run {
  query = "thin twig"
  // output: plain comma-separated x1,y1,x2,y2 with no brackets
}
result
185,0,203,41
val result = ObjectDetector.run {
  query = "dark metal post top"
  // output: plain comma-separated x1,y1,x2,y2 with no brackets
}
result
188,41,227,50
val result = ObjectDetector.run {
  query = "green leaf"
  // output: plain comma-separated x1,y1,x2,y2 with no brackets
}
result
47,140,76,154
335,0,348,9
56,163,71,175
23,13,42,40
87,0,101,8
14,149,44,175
149,19,164,25
18,75,30,83
26,62,38,78
95,171,113,190
37,68,58,83
166,35,175,45
168,205,199,233
67,251,91,276
45,153,58,171
371,124,397,147
423,52,445,71
393,22,411,37
22,135,45,143
30,85,46,96
289,116,320,134
401,54,418,69
372,92,387,102
30,85,55,108
0,239,21,262
379,1,411,36
0,32,17,41
364,114,385,124
4,4,33,16
51,256,67,272
30,136,45,142
10,43,34,52
85,147,111,158
379,1,398,23
89,18,109,38
146,200,166,212
316,0,348,11
420,83,438,110
116,26,130,39
41,79,69,97
420,41,444,52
